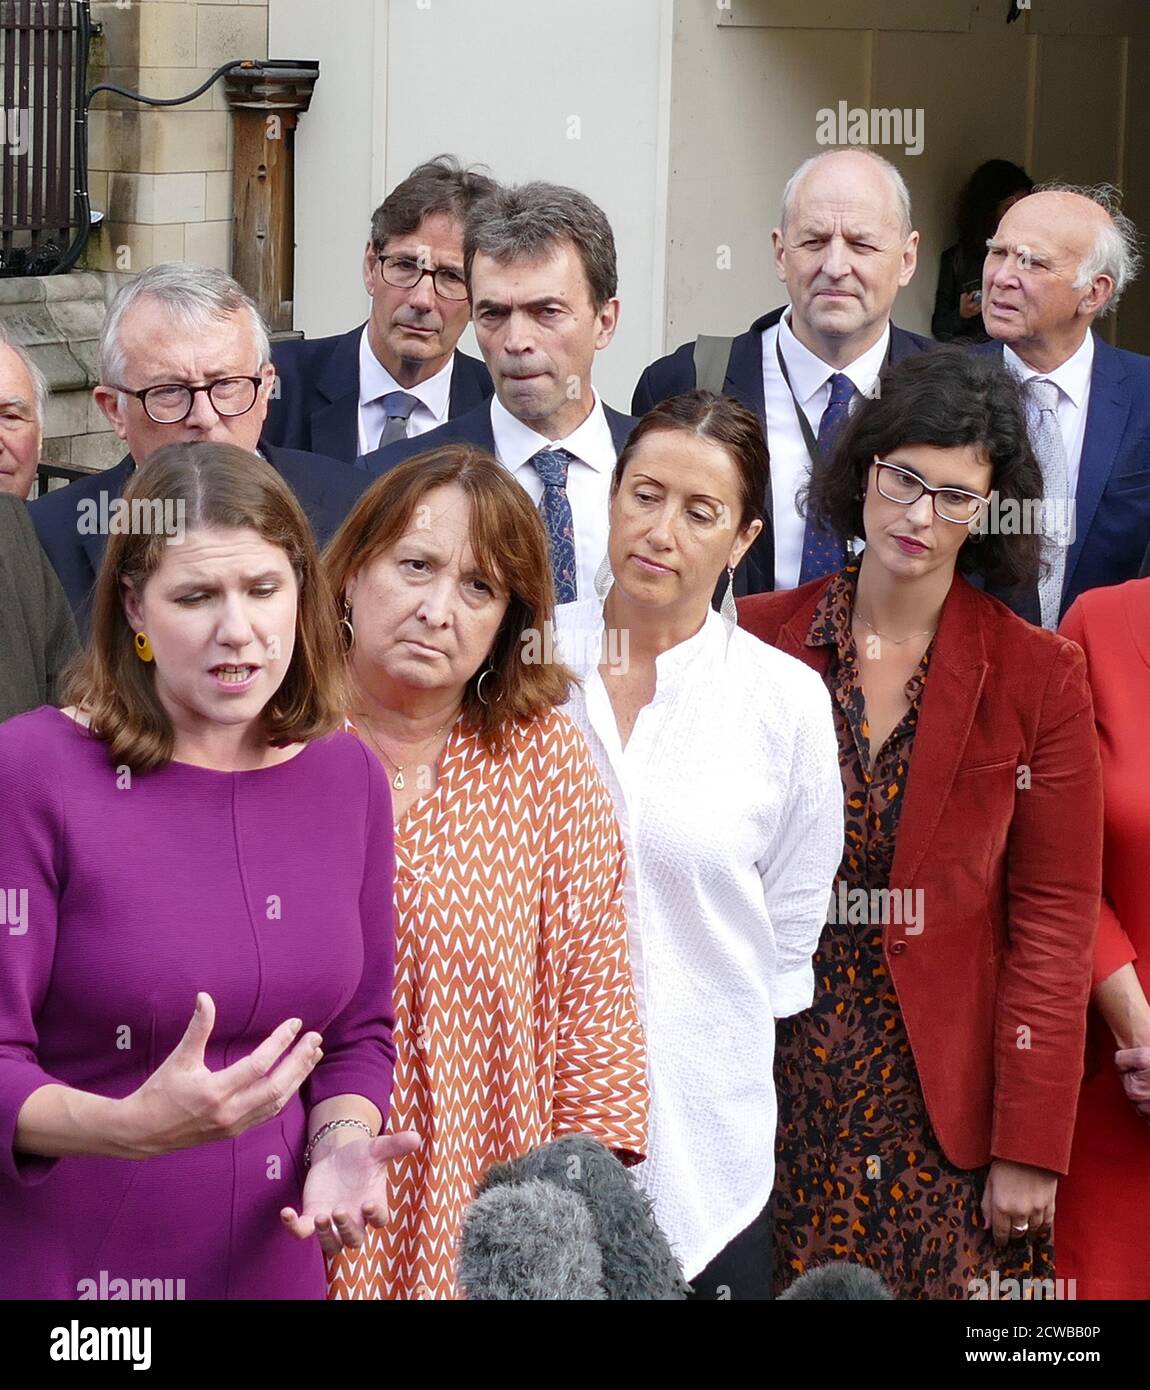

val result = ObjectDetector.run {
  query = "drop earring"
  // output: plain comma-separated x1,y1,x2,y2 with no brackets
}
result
593,552,614,600
133,631,154,663
341,598,356,649
720,565,737,626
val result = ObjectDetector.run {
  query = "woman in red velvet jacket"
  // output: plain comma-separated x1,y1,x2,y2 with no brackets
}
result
739,347,1103,1300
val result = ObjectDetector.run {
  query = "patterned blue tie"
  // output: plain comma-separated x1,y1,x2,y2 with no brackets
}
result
376,391,420,449
798,372,854,584
530,447,578,605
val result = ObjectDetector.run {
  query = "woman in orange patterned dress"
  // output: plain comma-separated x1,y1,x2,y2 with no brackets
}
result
323,445,649,1299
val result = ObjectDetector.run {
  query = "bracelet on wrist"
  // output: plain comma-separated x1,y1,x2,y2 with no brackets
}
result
303,1117,374,1168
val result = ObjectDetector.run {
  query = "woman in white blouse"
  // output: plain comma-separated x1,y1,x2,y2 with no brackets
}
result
555,389,843,1297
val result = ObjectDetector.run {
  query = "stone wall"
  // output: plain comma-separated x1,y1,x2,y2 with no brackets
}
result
0,1,272,488
85,0,270,277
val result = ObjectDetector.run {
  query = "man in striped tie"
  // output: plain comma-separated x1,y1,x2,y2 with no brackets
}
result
980,183,1150,624
364,182,637,605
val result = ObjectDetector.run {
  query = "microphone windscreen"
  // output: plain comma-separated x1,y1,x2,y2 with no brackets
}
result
777,1261,895,1300
457,1178,606,1300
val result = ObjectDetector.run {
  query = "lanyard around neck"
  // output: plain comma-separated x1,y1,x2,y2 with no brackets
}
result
774,329,891,471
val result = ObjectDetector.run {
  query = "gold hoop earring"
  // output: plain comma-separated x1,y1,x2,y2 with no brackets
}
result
341,598,355,649
134,631,154,663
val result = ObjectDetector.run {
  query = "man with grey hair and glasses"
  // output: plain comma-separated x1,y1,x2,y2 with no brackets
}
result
363,180,633,605
31,263,368,636
634,149,932,597
265,155,495,463
979,183,1150,626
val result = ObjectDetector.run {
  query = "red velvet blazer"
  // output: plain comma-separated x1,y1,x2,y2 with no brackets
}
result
739,573,1104,1174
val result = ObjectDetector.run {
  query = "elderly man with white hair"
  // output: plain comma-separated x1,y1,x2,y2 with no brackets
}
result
0,328,48,500
0,330,78,722
633,148,934,596
31,263,368,636
979,183,1150,626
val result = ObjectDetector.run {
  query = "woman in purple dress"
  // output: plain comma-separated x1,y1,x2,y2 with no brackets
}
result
0,442,416,1300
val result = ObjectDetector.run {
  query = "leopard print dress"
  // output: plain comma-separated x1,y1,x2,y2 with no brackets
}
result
771,563,1055,1300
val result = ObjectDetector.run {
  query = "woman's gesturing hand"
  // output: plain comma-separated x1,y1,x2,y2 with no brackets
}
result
280,1130,422,1257
118,992,323,1158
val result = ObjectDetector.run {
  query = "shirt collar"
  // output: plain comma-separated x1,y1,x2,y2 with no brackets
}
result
778,310,891,405
491,389,616,473
806,558,930,703
358,325,454,422
1002,331,1094,409
563,595,726,697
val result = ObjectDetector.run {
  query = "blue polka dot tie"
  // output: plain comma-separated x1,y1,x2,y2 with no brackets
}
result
530,447,578,605
798,371,853,585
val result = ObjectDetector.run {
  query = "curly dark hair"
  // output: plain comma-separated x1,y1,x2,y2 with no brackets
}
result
804,346,1043,589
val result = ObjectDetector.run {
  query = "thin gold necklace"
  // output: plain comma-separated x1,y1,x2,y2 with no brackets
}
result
355,715,455,791
852,609,937,646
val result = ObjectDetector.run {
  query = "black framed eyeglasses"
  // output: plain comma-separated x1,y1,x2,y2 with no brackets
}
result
115,376,263,424
374,252,469,301
871,459,991,525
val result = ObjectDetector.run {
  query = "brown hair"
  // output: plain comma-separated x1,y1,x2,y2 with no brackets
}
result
65,442,345,771
324,445,571,757
464,181,618,311
613,389,768,530
370,155,497,253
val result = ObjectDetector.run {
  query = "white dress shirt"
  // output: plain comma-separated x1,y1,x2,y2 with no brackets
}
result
1003,332,1094,502
490,391,617,603
555,598,844,1279
762,313,891,590
357,325,455,455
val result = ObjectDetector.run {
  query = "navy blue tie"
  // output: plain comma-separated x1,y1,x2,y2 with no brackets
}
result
530,447,578,605
798,372,853,584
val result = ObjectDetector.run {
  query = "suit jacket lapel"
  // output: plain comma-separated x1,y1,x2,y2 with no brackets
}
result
1065,337,1129,593
890,577,989,888
78,456,134,588
604,406,636,457
312,326,363,459
727,321,770,420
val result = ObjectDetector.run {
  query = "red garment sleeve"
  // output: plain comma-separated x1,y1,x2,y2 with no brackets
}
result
1058,596,1139,988
992,639,1104,1174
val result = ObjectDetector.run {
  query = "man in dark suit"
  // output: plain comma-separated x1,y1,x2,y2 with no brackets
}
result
979,184,1150,626
364,182,632,605
634,149,933,596
32,264,368,638
264,156,495,465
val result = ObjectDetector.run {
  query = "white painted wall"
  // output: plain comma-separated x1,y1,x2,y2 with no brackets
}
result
269,0,674,410
270,0,1150,409
666,1,1150,356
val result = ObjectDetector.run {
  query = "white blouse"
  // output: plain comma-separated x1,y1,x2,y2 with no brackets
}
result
554,599,843,1281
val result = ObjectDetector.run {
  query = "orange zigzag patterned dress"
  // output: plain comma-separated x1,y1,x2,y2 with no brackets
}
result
328,707,649,1300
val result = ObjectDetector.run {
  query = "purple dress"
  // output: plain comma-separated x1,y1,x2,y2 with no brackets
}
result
0,706,395,1300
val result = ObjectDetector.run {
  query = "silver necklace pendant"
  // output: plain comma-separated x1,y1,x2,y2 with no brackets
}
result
392,768,405,791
